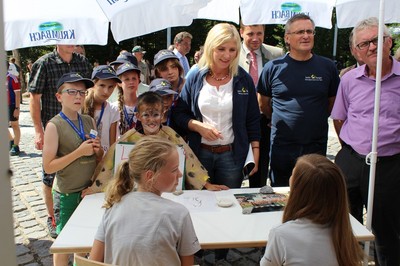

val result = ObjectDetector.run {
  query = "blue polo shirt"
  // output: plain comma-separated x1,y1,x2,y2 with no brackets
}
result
258,54,339,146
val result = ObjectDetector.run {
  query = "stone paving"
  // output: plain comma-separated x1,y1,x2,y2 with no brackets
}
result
10,97,342,266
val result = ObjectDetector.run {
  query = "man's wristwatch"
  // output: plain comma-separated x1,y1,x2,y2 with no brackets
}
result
15,107,20,110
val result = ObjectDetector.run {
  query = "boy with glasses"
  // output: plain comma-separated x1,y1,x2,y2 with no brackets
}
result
42,73,103,265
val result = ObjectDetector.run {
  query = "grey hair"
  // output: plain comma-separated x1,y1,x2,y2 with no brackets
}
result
174,32,193,44
284,14,315,34
351,17,391,46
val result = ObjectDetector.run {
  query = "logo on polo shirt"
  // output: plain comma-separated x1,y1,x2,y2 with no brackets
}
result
238,87,249,95
305,74,323,81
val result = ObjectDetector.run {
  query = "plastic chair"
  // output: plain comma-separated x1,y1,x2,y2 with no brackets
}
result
74,254,114,266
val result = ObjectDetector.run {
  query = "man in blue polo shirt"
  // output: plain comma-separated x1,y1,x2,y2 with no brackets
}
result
257,14,339,187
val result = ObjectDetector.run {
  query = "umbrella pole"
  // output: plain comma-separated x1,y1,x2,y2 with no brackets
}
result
332,23,338,61
0,0,18,265
364,0,386,265
167,27,172,48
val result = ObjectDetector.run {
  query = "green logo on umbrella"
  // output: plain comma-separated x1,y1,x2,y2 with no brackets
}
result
29,21,75,43
271,2,307,21
38,21,63,32
281,3,302,13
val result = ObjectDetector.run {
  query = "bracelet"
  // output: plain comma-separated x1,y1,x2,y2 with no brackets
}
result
252,146,259,149
15,107,20,110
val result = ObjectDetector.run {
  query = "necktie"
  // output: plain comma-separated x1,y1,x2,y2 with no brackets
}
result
249,51,258,85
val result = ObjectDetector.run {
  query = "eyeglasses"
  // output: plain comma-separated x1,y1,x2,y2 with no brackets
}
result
61,89,87,96
287,29,316,36
356,36,389,50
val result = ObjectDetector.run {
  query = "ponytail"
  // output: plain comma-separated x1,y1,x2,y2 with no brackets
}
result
117,86,126,135
103,136,176,208
103,160,134,208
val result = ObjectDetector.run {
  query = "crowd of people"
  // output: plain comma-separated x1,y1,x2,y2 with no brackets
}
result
7,14,400,266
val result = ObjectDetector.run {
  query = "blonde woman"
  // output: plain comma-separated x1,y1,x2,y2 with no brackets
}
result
173,23,260,189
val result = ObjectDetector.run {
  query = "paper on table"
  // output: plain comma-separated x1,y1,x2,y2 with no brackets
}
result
171,191,219,212
243,144,255,179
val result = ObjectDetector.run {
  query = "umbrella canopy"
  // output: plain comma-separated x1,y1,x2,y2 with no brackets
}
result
239,0,400,29
240,0,335,29
336,0,400,28
97,0,209,44
196,0,240,24
3,0,210,51
3,0,109,50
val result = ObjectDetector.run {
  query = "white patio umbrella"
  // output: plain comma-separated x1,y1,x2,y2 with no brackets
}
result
240,0,335,29
3,0,210,50
3,0,109,50
96,0,210,44
196,0,240,24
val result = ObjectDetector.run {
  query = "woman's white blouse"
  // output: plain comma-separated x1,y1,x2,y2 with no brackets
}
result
198,77,234,146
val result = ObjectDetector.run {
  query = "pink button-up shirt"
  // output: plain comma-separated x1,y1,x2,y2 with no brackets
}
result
331,58,400,156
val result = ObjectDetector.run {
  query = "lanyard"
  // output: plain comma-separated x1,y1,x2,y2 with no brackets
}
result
96,103,105,129
59,112,86,141
123,106,135,128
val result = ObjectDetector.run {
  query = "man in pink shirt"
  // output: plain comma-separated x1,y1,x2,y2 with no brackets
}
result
331,17,400,265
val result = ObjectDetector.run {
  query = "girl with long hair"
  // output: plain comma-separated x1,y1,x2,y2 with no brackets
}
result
260,154,364,266
82,65,120,153
90,136,201,265
111,62,141,137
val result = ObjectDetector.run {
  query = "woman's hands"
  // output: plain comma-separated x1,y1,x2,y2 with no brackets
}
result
189,120,223,141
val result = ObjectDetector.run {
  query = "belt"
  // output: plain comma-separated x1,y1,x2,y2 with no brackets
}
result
201,143,232,154
343,142,400,162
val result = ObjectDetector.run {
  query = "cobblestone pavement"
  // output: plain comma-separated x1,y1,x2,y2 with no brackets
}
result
10,97,342,266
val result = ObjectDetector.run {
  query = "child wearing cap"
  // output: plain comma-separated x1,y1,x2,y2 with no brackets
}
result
111,62,142,137
149,78,177,126
108,50,150,103
154,49,185,99
42,72,103,265
88,91,229,194
83,65,121,153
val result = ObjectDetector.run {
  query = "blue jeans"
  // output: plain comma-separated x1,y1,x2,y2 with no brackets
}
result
269,142,327,187
198,148,243,188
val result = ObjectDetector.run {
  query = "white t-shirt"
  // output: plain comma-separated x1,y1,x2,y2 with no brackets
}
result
8,63,19,77
95,192,200,265
198,77,234,145
260,218,338,266
110,102,137,139
94,102,119,154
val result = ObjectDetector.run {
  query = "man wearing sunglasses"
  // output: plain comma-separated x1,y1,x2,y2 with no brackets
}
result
332,17,400,265
28,44,92,239
257,14,339,187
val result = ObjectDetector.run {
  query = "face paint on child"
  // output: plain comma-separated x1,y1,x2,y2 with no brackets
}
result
137,103,163,135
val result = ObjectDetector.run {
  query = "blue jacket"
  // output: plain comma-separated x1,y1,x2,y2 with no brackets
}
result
173,66,260,166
